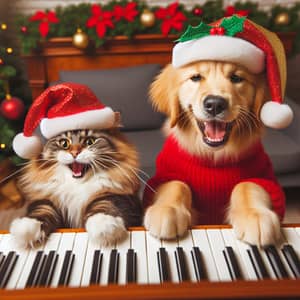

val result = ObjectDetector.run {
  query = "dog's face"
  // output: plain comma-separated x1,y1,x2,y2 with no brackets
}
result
150,61,268,159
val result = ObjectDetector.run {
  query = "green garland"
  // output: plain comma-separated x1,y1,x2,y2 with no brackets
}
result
15,0,300,54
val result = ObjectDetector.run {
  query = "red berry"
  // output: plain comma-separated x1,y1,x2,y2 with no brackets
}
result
20,26,28,34
193,7,203,16
216,27,225,35
210,27,218,35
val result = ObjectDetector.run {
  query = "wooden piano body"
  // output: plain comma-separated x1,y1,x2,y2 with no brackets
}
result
0,225,299,300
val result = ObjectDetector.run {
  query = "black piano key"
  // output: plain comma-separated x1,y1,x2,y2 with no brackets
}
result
157,247,170,283
90,250,102,285
108,249,119,284
191,247,207,281
175,247,189,282
265,245,289,279
247,245,269,280
0,252,5,270
58,250,75,286
282,244,300,278
222,246,243,281
0,251,19,289
25,251,45,287
39,251,58,287
126,249,137,283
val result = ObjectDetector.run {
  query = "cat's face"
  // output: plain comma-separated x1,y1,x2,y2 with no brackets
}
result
43,129,122,178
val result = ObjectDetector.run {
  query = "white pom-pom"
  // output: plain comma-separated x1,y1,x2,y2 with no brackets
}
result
12,133,43,159
260,101,293,129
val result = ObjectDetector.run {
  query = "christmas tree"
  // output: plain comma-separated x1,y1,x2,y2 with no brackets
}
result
0,20,31,165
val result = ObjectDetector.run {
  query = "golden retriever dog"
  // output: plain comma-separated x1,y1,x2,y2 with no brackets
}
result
143,60,285,246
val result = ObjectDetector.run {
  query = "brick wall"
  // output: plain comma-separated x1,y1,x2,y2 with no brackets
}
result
10,0,299,15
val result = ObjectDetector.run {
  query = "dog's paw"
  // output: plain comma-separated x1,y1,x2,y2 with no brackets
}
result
229,208,281,246
144,204,191,239
10,217,46,249
85,213,127,247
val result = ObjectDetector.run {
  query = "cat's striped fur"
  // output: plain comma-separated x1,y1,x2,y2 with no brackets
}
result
9,129,142,248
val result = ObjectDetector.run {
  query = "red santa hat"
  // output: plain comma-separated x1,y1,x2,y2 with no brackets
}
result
13,82,118,159
172,15,293,129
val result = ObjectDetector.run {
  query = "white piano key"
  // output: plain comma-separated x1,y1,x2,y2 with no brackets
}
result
191,229,219,281
116,231,131,285
221,229,253,280
0,234,30,289
257,246,277,280
294,228,300,239
43,233,62,253
282,228,300,255
206,229,231,281
146,231,161,284
50,232,76,287
68,232,89,287
80,238,99,287
161,238,178,283
178,230,197,282
131,230,148,284
99,243,115,285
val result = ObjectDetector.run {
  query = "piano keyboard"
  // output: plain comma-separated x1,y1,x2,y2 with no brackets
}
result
0,225,300,300
0,225,299,290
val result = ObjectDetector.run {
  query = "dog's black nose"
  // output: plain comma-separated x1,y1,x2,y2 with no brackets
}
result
203,96,228,116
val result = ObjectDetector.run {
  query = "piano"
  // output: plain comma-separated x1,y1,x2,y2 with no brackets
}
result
0,225,299,300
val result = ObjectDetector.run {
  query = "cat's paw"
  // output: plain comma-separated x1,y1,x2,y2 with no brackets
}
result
85,213,127,247
144,204,191,239
10,217,46,249
229,208,281,246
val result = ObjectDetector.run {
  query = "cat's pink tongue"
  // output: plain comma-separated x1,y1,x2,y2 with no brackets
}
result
71,162,85,178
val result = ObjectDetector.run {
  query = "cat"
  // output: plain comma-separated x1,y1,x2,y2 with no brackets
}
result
8,128,142,248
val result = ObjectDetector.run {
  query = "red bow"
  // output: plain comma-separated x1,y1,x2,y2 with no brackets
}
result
155,2,187,36
86,4,114,38
225,6,249,17
30,11,59,37
113,2,138,22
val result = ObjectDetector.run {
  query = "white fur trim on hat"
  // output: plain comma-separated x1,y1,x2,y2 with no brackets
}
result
260,101,293,129
12,133,43,159
40,107,116,139
172,35,265,73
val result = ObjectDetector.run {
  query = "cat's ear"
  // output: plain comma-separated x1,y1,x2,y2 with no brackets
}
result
113,112,122,128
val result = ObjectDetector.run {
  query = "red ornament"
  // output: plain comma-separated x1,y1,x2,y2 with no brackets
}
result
0,58,4,65
113,2,138,22
224,5,249,17
0,96,25,120
29,10,59,37
193,7,203,17
155,2,187,36
86,4,114,38
20,26,28,34
210,27,225,35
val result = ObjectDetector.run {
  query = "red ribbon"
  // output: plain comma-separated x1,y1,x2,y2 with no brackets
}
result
30,11,59,37
113,2,139,22
225,6,249,17
155,2,187,36
86,4,114,38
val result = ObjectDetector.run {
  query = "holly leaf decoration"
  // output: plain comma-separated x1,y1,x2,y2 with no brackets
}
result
177,22,212,42
221,15,246,36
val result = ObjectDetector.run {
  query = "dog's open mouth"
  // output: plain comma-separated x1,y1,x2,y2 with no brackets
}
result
198,120,232,147
68,162,89,178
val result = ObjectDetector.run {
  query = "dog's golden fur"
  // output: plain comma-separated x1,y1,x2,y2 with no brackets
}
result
144,61,282,246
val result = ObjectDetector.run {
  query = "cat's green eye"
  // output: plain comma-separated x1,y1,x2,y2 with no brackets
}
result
85,137,96,146
59,138,70,149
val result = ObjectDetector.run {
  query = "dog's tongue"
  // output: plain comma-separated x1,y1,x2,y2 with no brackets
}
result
204,121,226,140
71,162,85,178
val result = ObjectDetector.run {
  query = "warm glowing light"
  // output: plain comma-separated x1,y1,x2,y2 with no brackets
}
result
0,143,6,149
6,47,13,54
1,23,7,30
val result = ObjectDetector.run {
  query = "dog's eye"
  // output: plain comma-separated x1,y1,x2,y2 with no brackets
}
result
190,74,202,82
230,74,244,84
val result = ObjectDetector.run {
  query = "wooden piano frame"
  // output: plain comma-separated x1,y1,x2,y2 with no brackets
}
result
0,225,300,300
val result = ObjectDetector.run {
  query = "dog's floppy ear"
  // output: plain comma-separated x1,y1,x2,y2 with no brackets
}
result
149,64,180,127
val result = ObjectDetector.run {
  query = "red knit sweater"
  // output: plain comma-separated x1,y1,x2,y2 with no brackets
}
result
143,136,285,225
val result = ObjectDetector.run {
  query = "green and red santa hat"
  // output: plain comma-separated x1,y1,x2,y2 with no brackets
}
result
172,15,293,129
13,82,118,159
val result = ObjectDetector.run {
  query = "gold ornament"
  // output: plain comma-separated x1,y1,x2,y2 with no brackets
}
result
275,12,290,26
72,28,89,49
140,9,156,28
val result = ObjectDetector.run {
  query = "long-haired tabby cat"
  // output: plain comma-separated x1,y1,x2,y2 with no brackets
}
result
7,128,142,248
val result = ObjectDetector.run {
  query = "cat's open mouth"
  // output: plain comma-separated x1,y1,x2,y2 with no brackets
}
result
68,162,89,178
